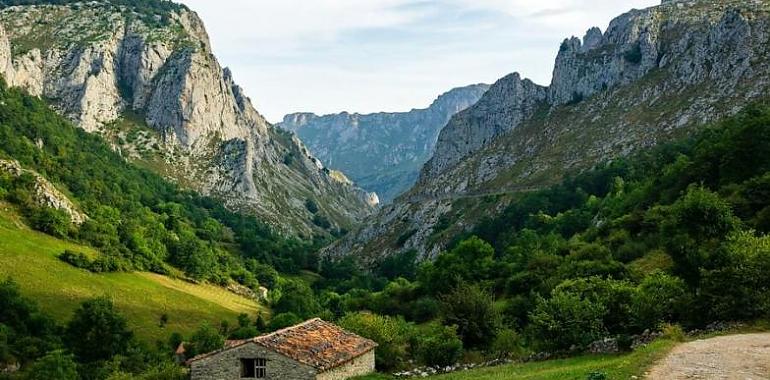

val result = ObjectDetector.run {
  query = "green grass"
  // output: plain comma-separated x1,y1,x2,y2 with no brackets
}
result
354,339,677,380
0,203,266,342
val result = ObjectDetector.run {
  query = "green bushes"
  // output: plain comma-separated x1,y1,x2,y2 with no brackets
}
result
339,313,413,371
267,313,302,332
25,350,78,380
271,278,321,319
65,297,133,363
632,271,688,330
490,329,525,359
529,290,606,351
440,284,501,349
413,323,463,367
29,207,71,238
1,278,215,379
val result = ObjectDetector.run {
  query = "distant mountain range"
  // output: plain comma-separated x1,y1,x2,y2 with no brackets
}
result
278,84,489,203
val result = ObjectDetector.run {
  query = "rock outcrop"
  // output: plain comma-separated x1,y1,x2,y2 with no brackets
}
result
0,2,375,235
0,159,88,224
325,0,770,262
278,84,489,202
419,74,545,187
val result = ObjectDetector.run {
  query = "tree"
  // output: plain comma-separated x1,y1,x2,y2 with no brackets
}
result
187,323,224,358
25,350,78,380
254,313,267,331
30,207,70,238
439,284,501,348
339,312,413,371
697,231,770,321
529,290,606,351
664,187,740,285
413,322,463,367
267,312,302,332
65,297,133,363
632,271,689,330
272,279,320,319
420,236,498,294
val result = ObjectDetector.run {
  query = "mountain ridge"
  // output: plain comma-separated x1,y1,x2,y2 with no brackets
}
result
278,84,489,202
0,1,376,236
324,0,770,261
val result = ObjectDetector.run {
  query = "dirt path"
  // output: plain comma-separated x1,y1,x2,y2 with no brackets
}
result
646,333,770,380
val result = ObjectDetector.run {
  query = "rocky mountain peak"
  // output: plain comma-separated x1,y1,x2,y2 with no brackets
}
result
324,0,770,261
0,1,375,235
419,73,546,184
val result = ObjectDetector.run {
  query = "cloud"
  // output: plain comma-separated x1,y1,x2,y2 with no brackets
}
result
179,0,659,121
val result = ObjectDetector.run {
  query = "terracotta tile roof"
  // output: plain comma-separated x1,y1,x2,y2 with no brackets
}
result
188,318,377,372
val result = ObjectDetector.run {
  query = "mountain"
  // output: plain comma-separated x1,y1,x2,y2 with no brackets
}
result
278,84,489,203
0,1,376,236
325,0,770,261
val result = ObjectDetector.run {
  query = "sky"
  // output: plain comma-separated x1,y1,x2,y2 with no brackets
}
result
180,0,659,122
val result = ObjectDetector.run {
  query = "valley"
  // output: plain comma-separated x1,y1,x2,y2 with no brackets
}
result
0,0,769,379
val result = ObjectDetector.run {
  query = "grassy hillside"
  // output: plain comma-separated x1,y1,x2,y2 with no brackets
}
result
0,203,264,342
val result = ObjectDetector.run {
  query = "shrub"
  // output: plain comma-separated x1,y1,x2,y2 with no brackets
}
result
529,291,607,351
440,284,501,349
587,371,608,380
623,43,643,64
661,323,686,342
413,323,463,367
697,231,770,321
267,313,302,332
339,312,413,371
25,350,78,380
187,322,224,358
556,277,636,334
411,297,440,323
305,199,319,214
30,207,71,238
272,279,320,319
312,214,332,229
490,329,525,359
58,250,92,269
632,271,688,330
65,297,133,363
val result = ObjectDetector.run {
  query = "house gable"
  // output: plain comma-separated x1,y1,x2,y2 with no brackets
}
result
190,341,317,380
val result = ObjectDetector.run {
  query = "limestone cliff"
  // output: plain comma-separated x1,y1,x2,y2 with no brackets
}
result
325,0,770,261
0,2,375,235
0,159,87,224
278,84,489,202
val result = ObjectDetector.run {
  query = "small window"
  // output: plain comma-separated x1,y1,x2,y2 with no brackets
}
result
240,358,267,378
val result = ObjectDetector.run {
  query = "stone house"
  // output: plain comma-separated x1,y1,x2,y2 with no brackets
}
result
188,318,377,380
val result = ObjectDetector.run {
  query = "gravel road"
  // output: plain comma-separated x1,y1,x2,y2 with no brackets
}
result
646,333,770,380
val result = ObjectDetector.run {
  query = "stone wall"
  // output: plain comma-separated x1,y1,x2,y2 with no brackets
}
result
190,342,317,380
316,350,376,380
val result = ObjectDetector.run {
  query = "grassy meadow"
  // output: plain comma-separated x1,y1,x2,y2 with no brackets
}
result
0,203,266,342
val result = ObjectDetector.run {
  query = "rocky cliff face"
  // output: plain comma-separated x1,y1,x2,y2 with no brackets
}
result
419,75,545,184
0,2,375,235
278,84,489,203
325,0,770,261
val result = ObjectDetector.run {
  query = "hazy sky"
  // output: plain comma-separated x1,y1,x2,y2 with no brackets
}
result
180,0,659,122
